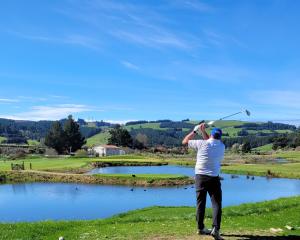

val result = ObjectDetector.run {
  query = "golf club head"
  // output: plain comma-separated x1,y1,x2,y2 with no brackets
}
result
245,109,251,116
207,120,215,125
198,120,210,128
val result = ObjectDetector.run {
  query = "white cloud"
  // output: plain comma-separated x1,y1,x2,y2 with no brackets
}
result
101,119,136,125
0,104,102,121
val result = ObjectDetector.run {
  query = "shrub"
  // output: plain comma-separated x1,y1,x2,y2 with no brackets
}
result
8,150,27,160
75,149,88,157
45,148,58,156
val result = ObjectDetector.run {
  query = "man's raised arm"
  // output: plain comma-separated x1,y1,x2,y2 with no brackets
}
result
182,123,209,145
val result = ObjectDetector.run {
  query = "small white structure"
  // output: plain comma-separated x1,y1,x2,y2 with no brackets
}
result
92,145,125,157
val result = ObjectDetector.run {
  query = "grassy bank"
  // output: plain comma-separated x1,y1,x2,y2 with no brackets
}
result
222,162,300,179
1,153,300,185
0,170,193,186
0,156,94,173
0,196,299,240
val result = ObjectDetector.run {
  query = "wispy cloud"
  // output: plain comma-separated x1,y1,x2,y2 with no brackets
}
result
57,0,202,51
155,61,252,83
169,0,214,12
121,61,140,70
9,31,101,50
0,98,19,103
111,29,193,50
250,90,300,109
203,29,246,48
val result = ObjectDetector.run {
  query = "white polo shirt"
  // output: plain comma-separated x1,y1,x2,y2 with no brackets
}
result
188,138,225,176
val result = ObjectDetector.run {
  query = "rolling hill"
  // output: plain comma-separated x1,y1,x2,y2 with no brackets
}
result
85,120,297,147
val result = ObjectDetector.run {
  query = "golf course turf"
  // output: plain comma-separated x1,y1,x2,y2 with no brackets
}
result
0,196,299,240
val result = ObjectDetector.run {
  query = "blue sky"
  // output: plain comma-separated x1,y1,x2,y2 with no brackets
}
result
0,0,300,124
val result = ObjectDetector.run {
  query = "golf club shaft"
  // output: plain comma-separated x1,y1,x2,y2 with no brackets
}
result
219,111,242,120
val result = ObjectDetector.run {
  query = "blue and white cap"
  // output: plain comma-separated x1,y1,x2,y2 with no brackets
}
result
211,128,222,139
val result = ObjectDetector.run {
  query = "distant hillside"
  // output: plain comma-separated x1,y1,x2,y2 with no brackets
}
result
0,118,113,145
0,117,297,148
86,120,297,148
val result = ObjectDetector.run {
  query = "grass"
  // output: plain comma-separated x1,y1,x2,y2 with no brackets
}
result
0,170,193,186
97,173,188,180
125,122,163,130
0,196,299,240
253,143,274,152
273,151,300,162
0,136,6,143
222,162,300,178
85,131,111,147
27,139,40,146
0,157,94,172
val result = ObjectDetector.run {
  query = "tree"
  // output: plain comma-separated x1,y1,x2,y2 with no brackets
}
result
108,125,133,147
272,136,289,150
44,121,66,154
135,133,148,147
63,115,86,153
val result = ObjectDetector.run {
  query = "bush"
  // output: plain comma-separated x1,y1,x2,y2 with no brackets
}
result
8,150,27,160
45,148,58,156
75,149,88,157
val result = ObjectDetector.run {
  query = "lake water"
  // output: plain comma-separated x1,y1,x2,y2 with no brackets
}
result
0,166,299,222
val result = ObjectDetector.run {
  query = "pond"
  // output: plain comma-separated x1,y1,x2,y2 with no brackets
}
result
87,165,196,176
0,166,299,222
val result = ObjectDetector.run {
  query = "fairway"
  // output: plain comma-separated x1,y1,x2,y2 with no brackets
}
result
222,162,300,179
0,157,94,172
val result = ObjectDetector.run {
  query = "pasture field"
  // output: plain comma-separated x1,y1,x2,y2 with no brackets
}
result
253,143,273,152
85,131,111,147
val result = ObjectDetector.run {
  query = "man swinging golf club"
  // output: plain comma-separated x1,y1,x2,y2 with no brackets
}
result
182,123,225,240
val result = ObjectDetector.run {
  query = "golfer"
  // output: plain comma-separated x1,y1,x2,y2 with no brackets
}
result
182,123,225,240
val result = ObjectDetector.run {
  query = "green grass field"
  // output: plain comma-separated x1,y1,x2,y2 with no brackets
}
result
125,122,163,130
0,136,6,143
273,151,300,162
0,157,94,172
27,139,40,146
253,143,273,152
222,162,300,178
96,173,188,180
85,131,110,147
0,196,299,240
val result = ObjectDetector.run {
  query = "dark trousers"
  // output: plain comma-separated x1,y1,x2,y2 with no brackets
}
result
195,174,222,230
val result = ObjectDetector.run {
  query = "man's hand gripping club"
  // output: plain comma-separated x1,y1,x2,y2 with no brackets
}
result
182,123,209,145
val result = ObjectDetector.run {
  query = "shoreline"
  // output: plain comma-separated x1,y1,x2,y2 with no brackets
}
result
0,170,194,186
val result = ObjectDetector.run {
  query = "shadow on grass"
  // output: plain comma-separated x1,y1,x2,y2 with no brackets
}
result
222,234,299,240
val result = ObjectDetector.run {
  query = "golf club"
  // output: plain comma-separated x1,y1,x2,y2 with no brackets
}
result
199,109,251,127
